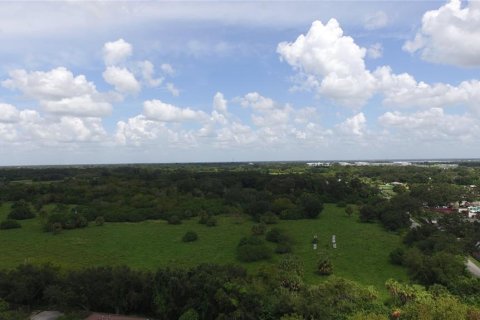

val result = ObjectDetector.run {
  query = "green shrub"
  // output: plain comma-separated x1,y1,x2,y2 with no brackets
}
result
260,212,278,224
0,219,21,230
8,200,35,220
275,243,292,254
205,216,217,227
182,231,198,242
346,205,354,217
279,208,303,220
198,211,209,224
178,308,199,320
95,216,105,226
237,236,272,262
52,222,63,235
45,212,88,232
316,256,333,275
251,223,267,235
389,248,404,265
266,228,290,244
168,215,182,225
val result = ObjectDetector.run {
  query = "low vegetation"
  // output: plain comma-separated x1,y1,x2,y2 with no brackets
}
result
1,163,480,318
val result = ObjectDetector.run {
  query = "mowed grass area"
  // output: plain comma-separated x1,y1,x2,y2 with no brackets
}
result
0,203,407,294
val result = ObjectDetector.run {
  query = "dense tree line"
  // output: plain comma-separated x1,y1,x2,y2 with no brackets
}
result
0,167,377,226
1,262,479,320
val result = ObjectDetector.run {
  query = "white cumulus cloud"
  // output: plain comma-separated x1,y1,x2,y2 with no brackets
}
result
0,103,20,123
277,19,376,107
403,0,480,66
103,66,141,94
2,67,112,117
336,112,367,137
239,92,276,111
103,38,133,66
213,92,228,114
379,107,479,141
143,99,205,122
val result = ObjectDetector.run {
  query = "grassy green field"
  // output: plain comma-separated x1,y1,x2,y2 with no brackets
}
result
0,203,407,294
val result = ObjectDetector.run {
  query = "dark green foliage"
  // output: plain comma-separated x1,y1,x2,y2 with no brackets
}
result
168,215,182,225
236,236,272,262
182,231,198,242
360,194,415,231
205,216,217,227
275,243,292,254
45,212,88,232
198,211,209,224
294,277,380,320
337,201,346,208
0,220,21,230
251,223,267,236
266,228,290,244
389,248,405,265
260,211,278,224
95,216,105,226
359,204,378,223
0,166,380,224
52,222,62,235
56,311,90,320
316,255,333,275
402,249,467,287
178,308,199,320
298,194,324,219
279,207,303,220
7,200,34,220
345,205,354,217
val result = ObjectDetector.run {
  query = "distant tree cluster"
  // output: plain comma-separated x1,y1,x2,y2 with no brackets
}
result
0,167,377,227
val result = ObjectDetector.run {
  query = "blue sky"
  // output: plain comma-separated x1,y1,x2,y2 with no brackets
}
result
1,0,480,165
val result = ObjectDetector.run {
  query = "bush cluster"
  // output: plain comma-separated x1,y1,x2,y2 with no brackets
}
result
0,220,21,230
7,201,35,220
182,231,198,242
236,236,272,262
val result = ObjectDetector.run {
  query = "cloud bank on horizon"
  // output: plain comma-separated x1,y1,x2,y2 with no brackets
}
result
0,0,480,165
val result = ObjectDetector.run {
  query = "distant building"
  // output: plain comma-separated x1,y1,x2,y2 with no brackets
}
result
467,206,480,219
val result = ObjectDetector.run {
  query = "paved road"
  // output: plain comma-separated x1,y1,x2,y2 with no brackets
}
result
30,311,63,320
466,258,480,278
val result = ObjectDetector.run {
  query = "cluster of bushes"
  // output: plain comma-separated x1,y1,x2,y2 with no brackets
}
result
236,236,272,262
7,200,34,220
266,227,293,254
0,220,21,230
182,231,198,242
237,227,295,262
198,211,217,227
359,193,421,231
44,212,88,233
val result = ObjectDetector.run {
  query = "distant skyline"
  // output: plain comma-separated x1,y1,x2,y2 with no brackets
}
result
1,0,480,165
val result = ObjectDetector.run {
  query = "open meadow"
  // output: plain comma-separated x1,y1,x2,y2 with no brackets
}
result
0,203,408,294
